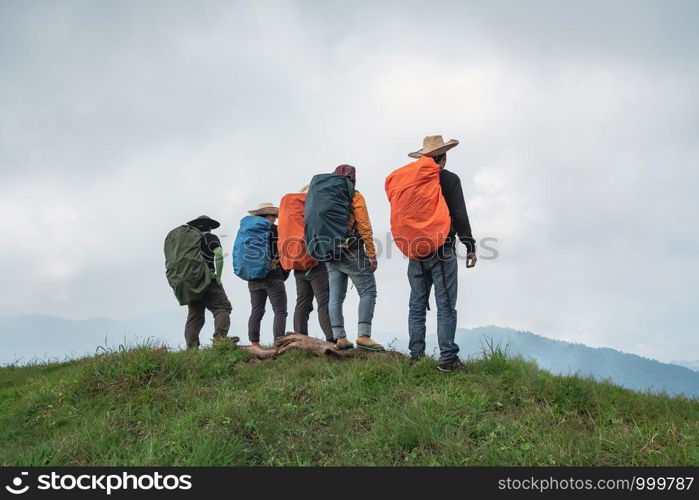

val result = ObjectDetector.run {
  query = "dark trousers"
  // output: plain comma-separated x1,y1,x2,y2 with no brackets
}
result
248,278,288,342
293,265,333,341
185,280,232,349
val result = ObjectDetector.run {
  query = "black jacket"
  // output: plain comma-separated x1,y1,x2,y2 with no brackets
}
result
440,169,475,253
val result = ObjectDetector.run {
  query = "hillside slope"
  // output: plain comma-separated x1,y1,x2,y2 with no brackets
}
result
1,342,698,466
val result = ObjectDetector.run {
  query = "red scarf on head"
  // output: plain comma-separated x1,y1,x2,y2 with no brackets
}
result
333,164,356,184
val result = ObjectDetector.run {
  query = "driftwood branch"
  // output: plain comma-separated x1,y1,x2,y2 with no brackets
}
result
238,333,396,360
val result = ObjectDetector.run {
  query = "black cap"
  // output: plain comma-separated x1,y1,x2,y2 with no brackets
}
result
186,215,220,231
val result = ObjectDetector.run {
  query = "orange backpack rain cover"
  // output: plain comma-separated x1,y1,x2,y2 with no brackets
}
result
385,156,451,259
278,193,318,271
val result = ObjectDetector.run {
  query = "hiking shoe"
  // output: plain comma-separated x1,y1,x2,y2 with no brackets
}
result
213,335,240,345
437,359,468,372
326,338,337,344
356,336,385,352
335,337,354,350
410,353,425,365
250,341,260,347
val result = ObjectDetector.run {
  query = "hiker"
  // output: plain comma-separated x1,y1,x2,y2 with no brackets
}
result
385,136,477,371
233,202,289,346
278,185,334,343
164,215,233,349
304,165,383,351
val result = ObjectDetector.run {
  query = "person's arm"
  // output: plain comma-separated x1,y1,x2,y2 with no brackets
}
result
204,233,224,282
442,171,477,267
352,192,378,271
214,247,224,283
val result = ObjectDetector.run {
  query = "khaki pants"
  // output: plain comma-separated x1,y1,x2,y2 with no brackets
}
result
185,280,232,349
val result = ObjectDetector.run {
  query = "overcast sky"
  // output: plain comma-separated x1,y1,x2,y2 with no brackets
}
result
1,0,698,362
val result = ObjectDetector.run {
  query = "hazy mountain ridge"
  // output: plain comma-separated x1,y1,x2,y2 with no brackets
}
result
673,360,699,372
0,313,182,365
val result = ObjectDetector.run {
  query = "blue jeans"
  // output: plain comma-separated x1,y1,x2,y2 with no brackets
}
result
326,249,377,339
407,244,459,363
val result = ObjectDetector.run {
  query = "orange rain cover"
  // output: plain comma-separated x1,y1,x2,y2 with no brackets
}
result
385,156,451,259
278,192,318,271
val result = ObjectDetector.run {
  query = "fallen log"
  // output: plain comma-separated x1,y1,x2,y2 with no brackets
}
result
238,333,402,360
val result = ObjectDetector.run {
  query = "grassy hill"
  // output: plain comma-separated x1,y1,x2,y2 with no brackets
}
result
1,341,698,466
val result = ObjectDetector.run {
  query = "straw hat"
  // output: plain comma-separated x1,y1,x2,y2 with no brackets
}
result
248,202,279,217
408,135,459,159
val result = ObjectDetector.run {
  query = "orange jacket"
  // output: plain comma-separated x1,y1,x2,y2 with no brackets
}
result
347,191,376,258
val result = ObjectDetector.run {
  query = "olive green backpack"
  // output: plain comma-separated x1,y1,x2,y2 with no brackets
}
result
164,225,212,305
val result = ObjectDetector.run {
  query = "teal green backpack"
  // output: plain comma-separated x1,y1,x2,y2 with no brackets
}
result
164,225,213,305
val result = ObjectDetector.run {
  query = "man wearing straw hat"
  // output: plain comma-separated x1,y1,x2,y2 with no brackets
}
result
405,135,477,372
245,202,289,346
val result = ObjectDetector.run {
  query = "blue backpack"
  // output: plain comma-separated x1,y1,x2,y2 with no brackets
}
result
233,215,272,280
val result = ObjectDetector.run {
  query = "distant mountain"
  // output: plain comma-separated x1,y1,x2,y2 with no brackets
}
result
672,360,699,372
0,312,184,365
389,326,699,399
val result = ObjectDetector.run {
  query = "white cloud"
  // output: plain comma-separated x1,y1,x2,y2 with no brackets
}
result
1,0,697,362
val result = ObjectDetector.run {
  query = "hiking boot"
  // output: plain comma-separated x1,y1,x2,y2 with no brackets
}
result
326,337,337,344
356,336,385,352
250,341,260,347
410,353,425,365
437,359,468,372
213,335,240,345
335,337,354,350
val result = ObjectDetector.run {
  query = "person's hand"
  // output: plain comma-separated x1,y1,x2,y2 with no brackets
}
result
466,252,477,268
369,257,378,273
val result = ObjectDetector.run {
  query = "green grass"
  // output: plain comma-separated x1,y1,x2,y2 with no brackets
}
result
1,340,698,466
